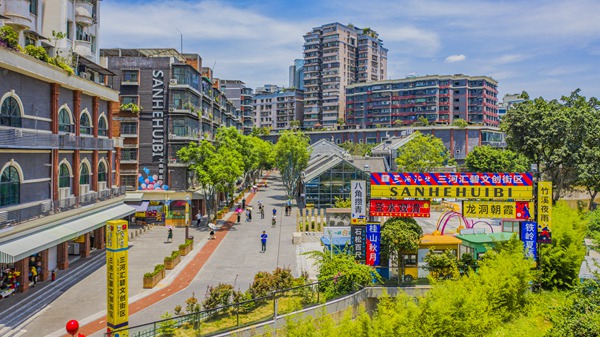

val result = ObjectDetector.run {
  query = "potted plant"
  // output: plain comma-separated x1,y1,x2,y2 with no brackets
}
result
179,239,194,256
143,264,165,289
164,250,181,270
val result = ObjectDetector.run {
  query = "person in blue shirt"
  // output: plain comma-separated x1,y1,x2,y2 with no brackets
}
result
260,231,268,253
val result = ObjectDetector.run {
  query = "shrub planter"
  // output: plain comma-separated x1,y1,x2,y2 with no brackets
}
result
164,255,181,270
143,268,165,289
179,239,194,256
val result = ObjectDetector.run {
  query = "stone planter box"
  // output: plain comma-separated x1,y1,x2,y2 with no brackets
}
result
143,269,165,289
164,255,181,270
179,241,194,256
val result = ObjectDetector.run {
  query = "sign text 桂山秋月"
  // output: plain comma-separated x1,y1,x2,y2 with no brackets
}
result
369,199,430,217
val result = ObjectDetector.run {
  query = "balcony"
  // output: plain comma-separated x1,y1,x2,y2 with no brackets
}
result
75,39,93,59
2,0,33,30
59,134,114,150
0,128,59,149
75,0,95,27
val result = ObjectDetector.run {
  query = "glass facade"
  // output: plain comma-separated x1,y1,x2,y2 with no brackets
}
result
304,161,369,208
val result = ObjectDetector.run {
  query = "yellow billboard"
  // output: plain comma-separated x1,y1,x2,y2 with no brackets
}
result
371,185,533,200
463,201,532,219
106,220,129,335
538,182,552,230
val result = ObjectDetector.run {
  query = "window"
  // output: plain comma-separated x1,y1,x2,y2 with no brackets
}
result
59,163,70,188
76,23,85,41
80,164,90,185
121,149,137,161
29,0,38,15
403,254,417,266
25,34,37,47
122,70,139,83
80,113,91,135
98,116,108,136
59,108,73,133
120,122,137,135
121,96,138,105
0,96,22,127
98,162,107,182
66,20,73,40
0,166,20,207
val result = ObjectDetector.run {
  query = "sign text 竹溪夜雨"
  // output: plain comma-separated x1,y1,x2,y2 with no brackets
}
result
152,70,165,182
371,185,533,200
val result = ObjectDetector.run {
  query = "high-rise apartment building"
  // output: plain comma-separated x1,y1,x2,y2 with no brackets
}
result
254,89,304,131
289,59,305,90
497,93,525,119
255,84,283,95
303,23,387,128
345,75,499,128
219,79,254,134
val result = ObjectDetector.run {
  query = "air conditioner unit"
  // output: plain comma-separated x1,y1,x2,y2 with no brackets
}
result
169,79,178,85
169,107,175,112
81,73,89,80
59,187,70,200
98,181,107,191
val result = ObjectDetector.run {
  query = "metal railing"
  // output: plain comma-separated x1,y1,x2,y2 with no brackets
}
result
0,129,59,149
0,186,127,230
106,277,361,337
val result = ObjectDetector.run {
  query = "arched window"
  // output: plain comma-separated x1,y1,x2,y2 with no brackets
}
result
98,161,107,183
59,163,71,188
98,116,108,136
0,96,22,127
0,166,20,206
80,112,91,135
80,163,90,185
59,108,73,133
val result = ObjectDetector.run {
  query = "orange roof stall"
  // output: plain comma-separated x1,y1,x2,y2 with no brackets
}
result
417,234,462,278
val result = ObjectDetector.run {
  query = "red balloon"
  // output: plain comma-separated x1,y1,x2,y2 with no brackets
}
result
66,320,79,335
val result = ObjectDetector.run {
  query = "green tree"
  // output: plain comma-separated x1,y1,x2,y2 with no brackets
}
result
338,141,375,156
211,146,243,204
177,140,219,220
333,196,351,208
539,201,587,290
215,127,258,189
502,90,591,202
452,118,468,128
381,217,422,284
423,249,459,280
457,252,478,275
465,145,529,172
273,130,312,199
250,136,275,174
548,281,600,336
304,248,379,300
395,131,452,172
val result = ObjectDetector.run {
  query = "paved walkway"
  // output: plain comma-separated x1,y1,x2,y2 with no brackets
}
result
0,170,309,337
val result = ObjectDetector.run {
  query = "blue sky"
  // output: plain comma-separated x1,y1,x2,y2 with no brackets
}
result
100,0,600,101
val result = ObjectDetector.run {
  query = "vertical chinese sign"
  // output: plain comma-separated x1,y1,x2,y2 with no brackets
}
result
520,221,537,260
106,220,129,336
351,180,367,225
366,223,381,266
351,226,366,264
537,182,552,244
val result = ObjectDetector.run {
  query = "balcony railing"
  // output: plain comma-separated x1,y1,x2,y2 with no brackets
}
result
0,128,60,149
59,134,114,150
0,186,127,230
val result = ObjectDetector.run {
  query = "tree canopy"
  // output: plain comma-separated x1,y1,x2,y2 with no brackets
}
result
338,141,375,156
464,145,529,172
395,131,452,172
273,130,312,199
381,217,422,284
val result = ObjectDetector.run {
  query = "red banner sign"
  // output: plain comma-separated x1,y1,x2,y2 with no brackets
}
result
369,200,430,217
370,172,533,186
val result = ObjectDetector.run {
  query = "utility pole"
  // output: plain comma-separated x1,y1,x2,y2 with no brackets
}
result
176,28,183,54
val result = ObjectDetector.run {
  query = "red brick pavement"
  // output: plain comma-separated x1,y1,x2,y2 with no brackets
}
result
72,175,269,337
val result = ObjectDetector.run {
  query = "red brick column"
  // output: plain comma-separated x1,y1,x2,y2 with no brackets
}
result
80,232,91,258
15,258,29,293
92,150,99,192
57,242,69,270
39,249,50,281
93,227,105,250
74,91,81,136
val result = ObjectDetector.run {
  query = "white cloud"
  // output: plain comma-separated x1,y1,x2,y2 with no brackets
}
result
378,26,440,56
445,54,466,63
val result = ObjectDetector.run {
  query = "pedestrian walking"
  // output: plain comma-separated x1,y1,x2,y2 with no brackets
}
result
260,207,265,219
196,212,202,227
242,198,246,209
260,231,268,253
30,265,38,287
272,208,277,217
246,209,251,222
237,212,241,223
210,229,216,240
167,227,173,243
272,215,276,228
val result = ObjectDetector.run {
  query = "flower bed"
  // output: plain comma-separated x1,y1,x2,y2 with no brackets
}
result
179,239,194,256
164,250,181,270
143,264,166,289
